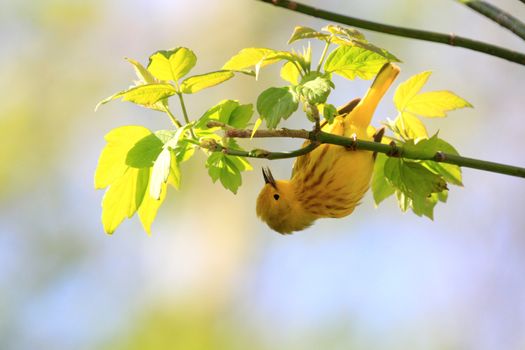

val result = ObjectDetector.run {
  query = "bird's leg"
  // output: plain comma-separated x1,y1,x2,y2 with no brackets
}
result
373,127,385,143
372,127,385,159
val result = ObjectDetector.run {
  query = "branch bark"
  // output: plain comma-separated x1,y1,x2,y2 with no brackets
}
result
459,0,525,41
256,0,525,66
203,123,525,178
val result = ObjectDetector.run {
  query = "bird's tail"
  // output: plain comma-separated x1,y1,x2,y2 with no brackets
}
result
348,63,400,128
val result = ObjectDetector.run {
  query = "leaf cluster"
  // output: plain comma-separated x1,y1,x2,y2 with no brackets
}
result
372,71,472,219
95,24,471,234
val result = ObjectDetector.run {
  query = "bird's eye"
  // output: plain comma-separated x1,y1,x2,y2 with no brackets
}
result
273,194,280,200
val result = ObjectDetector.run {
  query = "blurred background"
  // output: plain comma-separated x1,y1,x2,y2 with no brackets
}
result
1,0,525,349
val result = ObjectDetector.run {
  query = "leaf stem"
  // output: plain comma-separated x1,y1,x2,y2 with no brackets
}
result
177,93,191,124
256,0,525,66
176,92,197,138
459,0,525,41
215,124,525,178
316,40,331,72
163,105,183,128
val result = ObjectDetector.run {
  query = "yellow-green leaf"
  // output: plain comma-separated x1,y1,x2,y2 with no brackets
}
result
126,58,157,84
280,61,300,85
95,83,177,111
372,153,395,206
147,47,197,81
324,46,389,80
167,150,182,188
101,167,149,234
287,26,330,44
180,70,234,94
405,91,473,118
150,148,171,200
94,126,152,189
222,48,294,72
126,133,164,168
395,112,428,140
323,24,365,41
138,169,168,235
393,71,432,111
251,118,263,139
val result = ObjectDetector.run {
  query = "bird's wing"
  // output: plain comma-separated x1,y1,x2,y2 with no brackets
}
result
290,98,363,179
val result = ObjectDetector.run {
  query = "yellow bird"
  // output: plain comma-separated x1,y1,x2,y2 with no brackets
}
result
256,63,400,234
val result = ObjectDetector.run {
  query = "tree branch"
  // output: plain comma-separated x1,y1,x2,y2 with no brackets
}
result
459,0,525,41
256,0,525,66
205,123,525,178
200,137,319,160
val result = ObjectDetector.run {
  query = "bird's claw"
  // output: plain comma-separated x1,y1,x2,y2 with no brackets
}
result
345,133,358,151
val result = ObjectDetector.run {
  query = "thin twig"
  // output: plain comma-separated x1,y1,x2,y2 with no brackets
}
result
459,0,525,41
256,0,525,65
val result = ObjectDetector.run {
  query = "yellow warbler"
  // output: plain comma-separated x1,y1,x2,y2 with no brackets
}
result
256,63,400,234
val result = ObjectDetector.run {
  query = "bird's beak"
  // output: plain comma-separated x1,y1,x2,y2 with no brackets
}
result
262,167,277,189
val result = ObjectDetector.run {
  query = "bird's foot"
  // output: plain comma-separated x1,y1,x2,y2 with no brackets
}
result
345,133,358,151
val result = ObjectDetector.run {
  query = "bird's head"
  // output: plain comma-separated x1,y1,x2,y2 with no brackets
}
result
256,167,315,234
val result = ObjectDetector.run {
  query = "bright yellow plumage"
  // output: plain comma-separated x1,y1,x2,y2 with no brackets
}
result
256,63,400,234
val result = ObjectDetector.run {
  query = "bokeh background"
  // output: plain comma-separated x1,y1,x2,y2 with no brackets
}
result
1,0,525,349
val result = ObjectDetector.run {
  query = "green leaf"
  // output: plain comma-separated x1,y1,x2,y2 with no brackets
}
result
385,158,447,199
324,46,389,80
257,86,299,128
101,167,149,234
227,139,253,171
173,139,196,163
287,26,330,44
296,72,334,105
404,91,473,118
319,103,337,124
395,190,410,212
280,61,301,85
412,192,439,219
206,153,242,194
180,70,234,94
150,147,171,200
196,100,239,129
126,133,164,168
229,103,254,129
372,153,395,206
94,126,152,189
421,138,463,186
138,168,168,235
147,47,197,81
95,83,177,111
